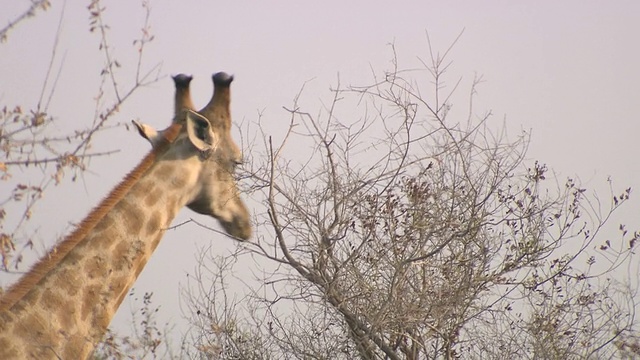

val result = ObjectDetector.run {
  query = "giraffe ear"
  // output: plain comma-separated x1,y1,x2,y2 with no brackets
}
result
132,120,162,146
186,111,216,151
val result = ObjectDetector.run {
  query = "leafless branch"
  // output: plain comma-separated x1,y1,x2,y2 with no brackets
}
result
0,0,51,43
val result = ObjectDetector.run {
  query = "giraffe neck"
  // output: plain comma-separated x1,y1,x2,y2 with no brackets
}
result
0,134,198,359
0,122,182,313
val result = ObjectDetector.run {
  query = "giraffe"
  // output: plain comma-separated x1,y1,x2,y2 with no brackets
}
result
0,72,251,359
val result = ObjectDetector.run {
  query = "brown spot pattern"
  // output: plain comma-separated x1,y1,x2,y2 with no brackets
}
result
13,312,47,342
112,278,132,311
57,297,76,330
133,255,151,280
149,232,164,254
53,268,81,297
154,164,174,179
0,337,19,358
86,224,121,251
165,197,178,220
81,284,102,321
63,335,90,360
84,255,108,280
171,173,188,188
144,187,163,207
146,210,162,236
118,201,144,235
93,214,115,232
39,288,64,312
113,240,133,271
129,180,153,199
17,287,42,310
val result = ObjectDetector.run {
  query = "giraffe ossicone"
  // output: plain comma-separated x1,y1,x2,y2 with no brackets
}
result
0,72,251,359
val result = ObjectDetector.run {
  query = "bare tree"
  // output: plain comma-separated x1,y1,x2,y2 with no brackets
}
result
184,40,639,359
181,247,271,360
93,290,178,360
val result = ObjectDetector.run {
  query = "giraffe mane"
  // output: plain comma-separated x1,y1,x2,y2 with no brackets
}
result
0,122,183,312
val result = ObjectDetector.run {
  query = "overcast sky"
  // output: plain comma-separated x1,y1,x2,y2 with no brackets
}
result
1,0,639,341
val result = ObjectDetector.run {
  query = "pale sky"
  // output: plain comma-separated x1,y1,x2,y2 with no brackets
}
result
1,0,639,342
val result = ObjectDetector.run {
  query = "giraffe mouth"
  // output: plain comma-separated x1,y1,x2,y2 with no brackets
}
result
219,215,251,241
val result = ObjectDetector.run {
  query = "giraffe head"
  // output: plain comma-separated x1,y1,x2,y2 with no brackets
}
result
0,71,251,360
135,72,251,240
